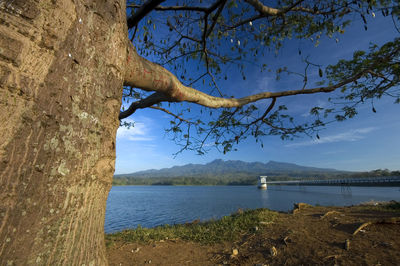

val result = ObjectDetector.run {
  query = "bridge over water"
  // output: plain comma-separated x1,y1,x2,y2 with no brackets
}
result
264,176,400,188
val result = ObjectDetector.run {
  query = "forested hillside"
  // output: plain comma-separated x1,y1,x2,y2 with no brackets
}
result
113,160,400,186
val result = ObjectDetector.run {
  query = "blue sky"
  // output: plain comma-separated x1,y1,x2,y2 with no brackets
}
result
115,11,400,174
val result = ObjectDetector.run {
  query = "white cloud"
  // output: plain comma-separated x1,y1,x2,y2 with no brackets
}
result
285,127,376,147
256,75,274,93
116,118,154,141
115,141,184,173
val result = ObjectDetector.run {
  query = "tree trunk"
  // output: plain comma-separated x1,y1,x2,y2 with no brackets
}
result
0,0,127,264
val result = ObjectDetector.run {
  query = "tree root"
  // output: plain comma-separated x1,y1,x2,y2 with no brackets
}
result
353,222,372,236
353,218,400,236
292,203,312,214
320,211,341,219
323,254,341,260
283,236,291,246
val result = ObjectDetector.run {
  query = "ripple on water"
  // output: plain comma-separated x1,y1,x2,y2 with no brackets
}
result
104,185,400,233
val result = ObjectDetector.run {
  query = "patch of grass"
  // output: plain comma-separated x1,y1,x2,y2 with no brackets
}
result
358,200,400,212
105,208,277,245
385,201,400,210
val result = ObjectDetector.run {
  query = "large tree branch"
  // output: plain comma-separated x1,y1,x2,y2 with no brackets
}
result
244,0,280,16
128,0,227,29
127,4,209,12
124,42,369,113
128,0,224,14
200,0,226,52
206,0,227,37
206,0,227,14
119,92,172,120
127,0,166,28
244,0,340,16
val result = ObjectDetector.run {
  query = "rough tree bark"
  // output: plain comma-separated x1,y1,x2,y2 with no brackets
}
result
0,0,127,265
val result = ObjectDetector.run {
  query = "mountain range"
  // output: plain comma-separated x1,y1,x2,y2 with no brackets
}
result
115,159,349,179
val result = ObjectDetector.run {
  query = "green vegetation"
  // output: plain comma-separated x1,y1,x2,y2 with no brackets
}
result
105,208,276,245
386,201,400,210
371,201,400,211
355,200,400,213
112,171,400,186
112,175,259,186
113,160,400,186
112,174,331,186
115,160,348,180
350,169,400,178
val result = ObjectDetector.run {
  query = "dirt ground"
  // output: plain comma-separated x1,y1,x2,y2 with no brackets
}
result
106,204,400,266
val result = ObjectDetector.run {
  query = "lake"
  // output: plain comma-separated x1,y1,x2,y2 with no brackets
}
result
104,185,400,233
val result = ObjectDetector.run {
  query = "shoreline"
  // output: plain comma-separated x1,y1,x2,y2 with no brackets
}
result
106,201,400,265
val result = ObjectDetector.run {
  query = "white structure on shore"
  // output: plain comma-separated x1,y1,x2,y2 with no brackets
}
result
258,176,267,189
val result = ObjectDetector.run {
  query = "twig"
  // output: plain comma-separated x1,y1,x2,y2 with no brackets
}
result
352,222,372,236
323,254,341,260
149,106,192,124
320,211,341,219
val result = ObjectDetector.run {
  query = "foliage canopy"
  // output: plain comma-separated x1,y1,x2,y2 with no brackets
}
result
122,0,400,154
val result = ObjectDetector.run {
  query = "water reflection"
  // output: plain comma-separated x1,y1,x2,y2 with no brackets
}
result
105,185,400,233
341,185,352,198
259,188,269,207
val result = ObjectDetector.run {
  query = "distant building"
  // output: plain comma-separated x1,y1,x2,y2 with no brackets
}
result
258,176,267,189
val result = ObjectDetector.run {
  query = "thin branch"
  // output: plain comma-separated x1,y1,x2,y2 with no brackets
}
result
247,97,277,126
130,26,138,42
199,107,240,150
161,35,185,56
188,72,208,86
207,71,224,97
149,106,192,124
201,0,226,74
223,14,266,30
282,0,305,13
392,13,400,34
162,50,201,65
229,97,277,144
164,18,202,45
173,124,192,156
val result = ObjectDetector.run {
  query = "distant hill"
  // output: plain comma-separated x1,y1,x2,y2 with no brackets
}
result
115,159,348,179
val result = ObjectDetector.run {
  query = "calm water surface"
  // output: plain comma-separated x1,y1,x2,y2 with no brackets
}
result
104,185,400,233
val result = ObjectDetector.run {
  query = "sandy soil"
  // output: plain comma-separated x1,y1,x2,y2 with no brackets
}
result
106,204,400,266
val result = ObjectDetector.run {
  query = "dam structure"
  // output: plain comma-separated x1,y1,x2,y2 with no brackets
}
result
261,176,400,188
